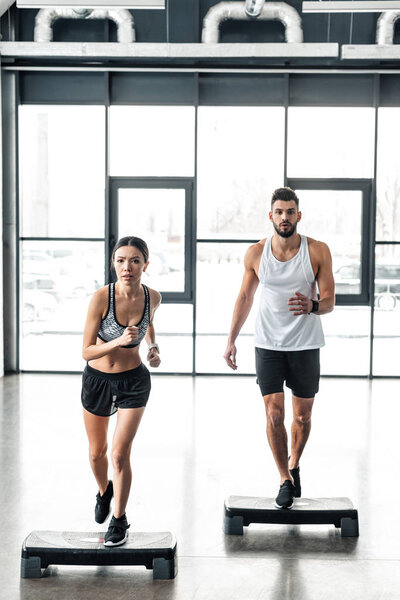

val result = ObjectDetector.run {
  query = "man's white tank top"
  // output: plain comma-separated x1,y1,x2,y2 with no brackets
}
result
254,235,325,351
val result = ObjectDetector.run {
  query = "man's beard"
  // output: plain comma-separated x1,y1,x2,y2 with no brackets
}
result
273,221,297,238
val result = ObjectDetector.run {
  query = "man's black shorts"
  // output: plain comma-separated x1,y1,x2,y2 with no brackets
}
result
255,347,320,399
81,363,151,417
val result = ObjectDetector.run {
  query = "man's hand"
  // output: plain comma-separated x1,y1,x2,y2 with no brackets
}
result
288,292,313,316
147,349,161,368
223,343,238,370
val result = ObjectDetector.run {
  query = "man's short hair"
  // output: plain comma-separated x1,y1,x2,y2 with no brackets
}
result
271,187,299,208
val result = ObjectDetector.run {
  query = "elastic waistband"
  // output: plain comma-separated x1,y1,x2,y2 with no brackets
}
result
85,363,145,380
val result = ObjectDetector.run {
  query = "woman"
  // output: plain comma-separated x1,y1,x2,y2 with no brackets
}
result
81,236,161,547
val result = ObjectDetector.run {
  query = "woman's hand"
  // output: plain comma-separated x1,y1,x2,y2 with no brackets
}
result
147,349,161,368
119,326,139,347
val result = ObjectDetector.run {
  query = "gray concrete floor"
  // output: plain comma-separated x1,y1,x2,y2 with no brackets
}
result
1,373,400,599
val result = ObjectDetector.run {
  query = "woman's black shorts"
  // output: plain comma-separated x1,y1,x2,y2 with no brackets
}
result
255,347,320,399
81,363,151,417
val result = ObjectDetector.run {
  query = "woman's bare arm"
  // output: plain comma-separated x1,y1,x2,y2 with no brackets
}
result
82,288,138,361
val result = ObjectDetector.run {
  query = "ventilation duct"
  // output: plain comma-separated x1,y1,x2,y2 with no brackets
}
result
0,0,14,20
376,10,400,44
202,1,303,44
245,0,266,18
34,8,135,43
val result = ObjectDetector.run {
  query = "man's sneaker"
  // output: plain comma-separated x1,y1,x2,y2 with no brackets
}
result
104,514,130,547
275,480,296,509
289,466,301,498
95,480,113,524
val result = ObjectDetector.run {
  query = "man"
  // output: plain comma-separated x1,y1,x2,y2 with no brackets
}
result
223,187,335,509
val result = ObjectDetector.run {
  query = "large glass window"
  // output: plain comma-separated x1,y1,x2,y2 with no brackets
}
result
376,108,400,241
109,106,195,177
287,108,375,179
20,241,104,371
196,243,260,374
19,106,105,238
321,307,371,376
146,304,193,374
15,91,400,378
373,245,400,376
197,107,285,239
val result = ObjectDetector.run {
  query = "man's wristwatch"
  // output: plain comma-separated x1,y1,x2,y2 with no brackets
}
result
310,300,319,314
148,343,160,354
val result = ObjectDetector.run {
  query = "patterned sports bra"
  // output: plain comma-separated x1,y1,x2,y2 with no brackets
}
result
97,282,150,349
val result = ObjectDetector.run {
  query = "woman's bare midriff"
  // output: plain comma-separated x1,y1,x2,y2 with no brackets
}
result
88,338,142,373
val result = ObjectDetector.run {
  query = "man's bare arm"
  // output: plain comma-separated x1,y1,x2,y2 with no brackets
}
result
314,242,335,315
223,245,261,370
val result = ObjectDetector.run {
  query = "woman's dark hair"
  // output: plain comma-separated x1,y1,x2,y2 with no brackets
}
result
111,236,149,266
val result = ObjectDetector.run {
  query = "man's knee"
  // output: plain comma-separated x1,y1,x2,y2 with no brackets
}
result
293,412,312,427
264,394,285,428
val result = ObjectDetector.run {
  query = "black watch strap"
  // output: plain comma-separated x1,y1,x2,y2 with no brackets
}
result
311,300,319,314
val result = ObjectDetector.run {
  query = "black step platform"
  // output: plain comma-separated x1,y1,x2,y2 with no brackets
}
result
224,496,359,537
21,530,177,579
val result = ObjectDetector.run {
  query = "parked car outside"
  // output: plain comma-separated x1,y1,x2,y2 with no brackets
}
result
23,290,58,322
334,262,400,308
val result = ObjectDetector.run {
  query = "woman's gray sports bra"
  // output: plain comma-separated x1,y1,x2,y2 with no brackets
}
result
97,282,150,349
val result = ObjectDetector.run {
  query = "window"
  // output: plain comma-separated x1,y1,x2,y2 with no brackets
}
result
19,106,105,238
197,106,285,239
373,245,400,376
20,241,104,371
287,107,375,179
376,108,400,242
109,106,195,177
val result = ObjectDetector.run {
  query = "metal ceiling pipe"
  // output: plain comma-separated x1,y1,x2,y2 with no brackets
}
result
0,0,14,21
245,0,266,18
376,10,400,44
34,8,135,43
202,1,303,44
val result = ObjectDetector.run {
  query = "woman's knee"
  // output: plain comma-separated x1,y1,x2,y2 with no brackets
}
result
111,446,131,471
89,444,108,463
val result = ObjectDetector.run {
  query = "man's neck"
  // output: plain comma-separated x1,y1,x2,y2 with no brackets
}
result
272,232,301,254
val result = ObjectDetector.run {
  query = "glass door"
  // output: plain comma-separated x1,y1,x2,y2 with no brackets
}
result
109,178,194,302
108,178,195,374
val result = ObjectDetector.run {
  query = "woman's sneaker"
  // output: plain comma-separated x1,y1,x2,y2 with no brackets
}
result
289,466,301,498
275,480,296,509
95,481,113,524
104,514,130,547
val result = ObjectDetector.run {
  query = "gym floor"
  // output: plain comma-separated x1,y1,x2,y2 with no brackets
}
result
1,373,400,599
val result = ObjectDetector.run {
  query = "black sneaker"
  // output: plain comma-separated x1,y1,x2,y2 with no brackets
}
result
289,466,301,498
104,514,130,547
275,480,296,509
95,480,113,524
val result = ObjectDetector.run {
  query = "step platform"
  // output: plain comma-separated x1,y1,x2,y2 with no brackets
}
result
21,530,177,579
224,496,359,537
